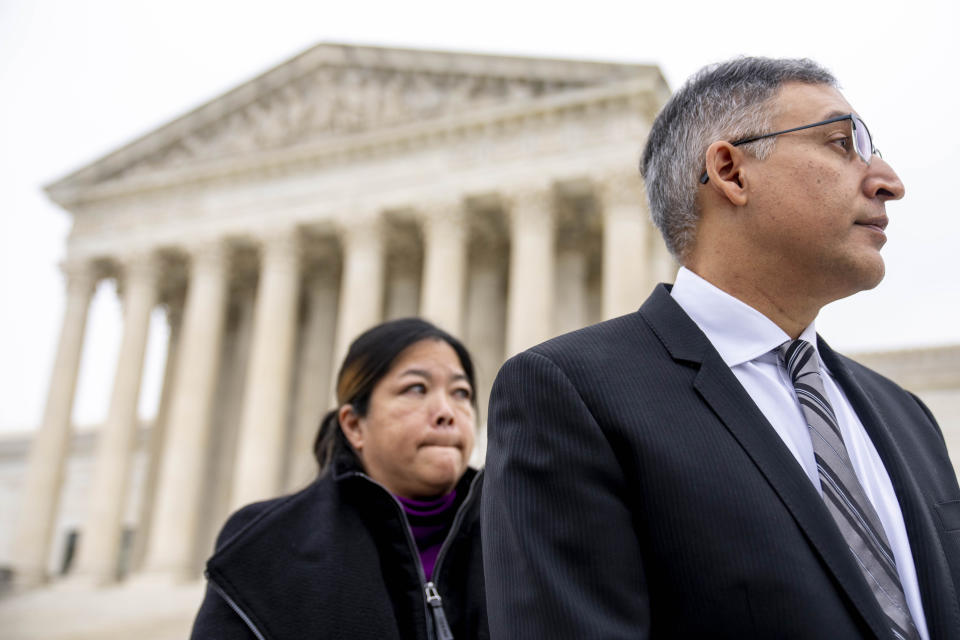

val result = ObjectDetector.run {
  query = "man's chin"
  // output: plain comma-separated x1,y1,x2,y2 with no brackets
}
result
830,254,885,301
858,256,886,292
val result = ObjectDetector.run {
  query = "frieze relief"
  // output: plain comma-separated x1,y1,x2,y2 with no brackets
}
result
113,66,586,183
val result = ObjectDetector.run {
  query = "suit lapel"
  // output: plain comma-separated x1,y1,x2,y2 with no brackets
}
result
820,340,960,639
638,286,892,639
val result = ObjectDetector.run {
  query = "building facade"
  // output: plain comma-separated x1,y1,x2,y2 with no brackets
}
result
5,45,959,627
9,44,677,590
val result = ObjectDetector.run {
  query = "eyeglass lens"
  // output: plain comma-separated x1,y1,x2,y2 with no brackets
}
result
852,116,875,163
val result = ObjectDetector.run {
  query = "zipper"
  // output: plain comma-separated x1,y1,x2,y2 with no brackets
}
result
206,571,268,640
346,471,435,639
425,581,454,640
346,469,482,640
428,470,483,585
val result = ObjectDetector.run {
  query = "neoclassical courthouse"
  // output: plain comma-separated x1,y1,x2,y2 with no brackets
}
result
2,44,958,637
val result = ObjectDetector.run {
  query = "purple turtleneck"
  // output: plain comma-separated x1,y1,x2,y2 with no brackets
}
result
395,490,458,580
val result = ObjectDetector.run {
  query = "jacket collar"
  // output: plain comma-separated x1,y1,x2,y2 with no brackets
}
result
820,345,960,638
205,458,481,640
638,284,896,639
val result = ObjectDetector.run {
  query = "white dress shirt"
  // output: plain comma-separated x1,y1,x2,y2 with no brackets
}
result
671,266,928,638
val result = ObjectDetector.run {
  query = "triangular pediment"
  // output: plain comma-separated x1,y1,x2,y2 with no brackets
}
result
118,60,592,178
47,44,662,199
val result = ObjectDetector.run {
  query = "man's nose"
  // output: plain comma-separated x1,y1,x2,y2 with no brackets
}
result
864,156,905,202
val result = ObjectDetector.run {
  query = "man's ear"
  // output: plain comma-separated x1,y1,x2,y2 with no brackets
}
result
703,141,749,206
338,404,364,452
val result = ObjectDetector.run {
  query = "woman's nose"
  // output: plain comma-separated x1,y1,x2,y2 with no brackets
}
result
434,394,455,427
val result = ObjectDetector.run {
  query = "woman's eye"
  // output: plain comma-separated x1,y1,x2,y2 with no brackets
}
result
404,383,427,395
452,387,472,400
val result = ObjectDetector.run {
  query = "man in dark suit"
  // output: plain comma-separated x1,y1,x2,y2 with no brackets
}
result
482,57,960,639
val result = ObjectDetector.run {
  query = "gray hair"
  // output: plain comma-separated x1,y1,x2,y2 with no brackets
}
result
640,57,837,260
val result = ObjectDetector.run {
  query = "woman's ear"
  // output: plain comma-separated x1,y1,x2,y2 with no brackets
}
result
338,404,364,452
703,141,749,206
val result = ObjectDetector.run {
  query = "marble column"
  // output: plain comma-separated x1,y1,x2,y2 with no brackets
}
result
286,271,338,492
231,231,302,510
601,175,649,320
420,201,467,335
384,225,421,321
554,248,588,335
12,260,98,587
74,254,159,584
331,217,384,387
195,283,255,569
141,242,230,580
464,258,506,422
505,189,555,356
464,248,507,467
130,303,182,573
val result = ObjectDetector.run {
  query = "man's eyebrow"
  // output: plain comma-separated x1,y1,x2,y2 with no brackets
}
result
822,109,852,121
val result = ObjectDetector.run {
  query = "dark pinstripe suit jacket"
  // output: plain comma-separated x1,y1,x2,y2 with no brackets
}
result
482,285,960,639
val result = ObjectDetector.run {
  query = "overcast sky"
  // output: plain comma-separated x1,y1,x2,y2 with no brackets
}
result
1,0,957,434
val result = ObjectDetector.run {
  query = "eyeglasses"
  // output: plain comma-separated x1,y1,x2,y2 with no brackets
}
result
698,114,880,184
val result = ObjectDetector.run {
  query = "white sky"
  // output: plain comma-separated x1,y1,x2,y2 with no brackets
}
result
1,0,957,434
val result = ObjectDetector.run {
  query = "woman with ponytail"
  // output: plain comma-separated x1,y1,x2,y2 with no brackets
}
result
192,318,487,639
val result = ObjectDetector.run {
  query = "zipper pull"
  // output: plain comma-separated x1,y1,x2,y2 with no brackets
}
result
424,581,454,640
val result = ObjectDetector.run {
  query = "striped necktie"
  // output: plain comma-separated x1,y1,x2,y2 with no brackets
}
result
779,339,919,640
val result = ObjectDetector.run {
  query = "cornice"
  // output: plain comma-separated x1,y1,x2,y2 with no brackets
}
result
47,76,663,210
44,44,663,202
851,344,960,390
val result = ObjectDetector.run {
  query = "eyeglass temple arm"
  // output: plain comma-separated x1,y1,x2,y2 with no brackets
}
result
731,114,853,147
699,114,855,184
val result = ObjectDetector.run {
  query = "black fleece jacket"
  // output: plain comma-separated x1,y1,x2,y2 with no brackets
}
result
190,450,487,640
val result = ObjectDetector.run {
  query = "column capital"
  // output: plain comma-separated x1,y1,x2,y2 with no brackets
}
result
183,239,231,272
501,186,555,226
502,185,553,208
258,227,302,271
116,252,162,289
415,196,466,224
336,211,384,246
258,226,300,250
59,259,100,297
417,200,468,252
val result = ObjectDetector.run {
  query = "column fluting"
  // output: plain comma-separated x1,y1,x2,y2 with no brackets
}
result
601,175,650,320
141,242,230,580
11,260,98,587
419,201,467,335
230,231,302,509
505,189,555,356
331,217,384,384
130,302,183,573
286,269,338,492
74,254,159,583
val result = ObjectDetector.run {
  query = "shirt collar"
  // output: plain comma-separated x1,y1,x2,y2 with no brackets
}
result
671,266,819,367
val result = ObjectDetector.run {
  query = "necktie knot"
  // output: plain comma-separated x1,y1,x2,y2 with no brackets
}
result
778,339,817,385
